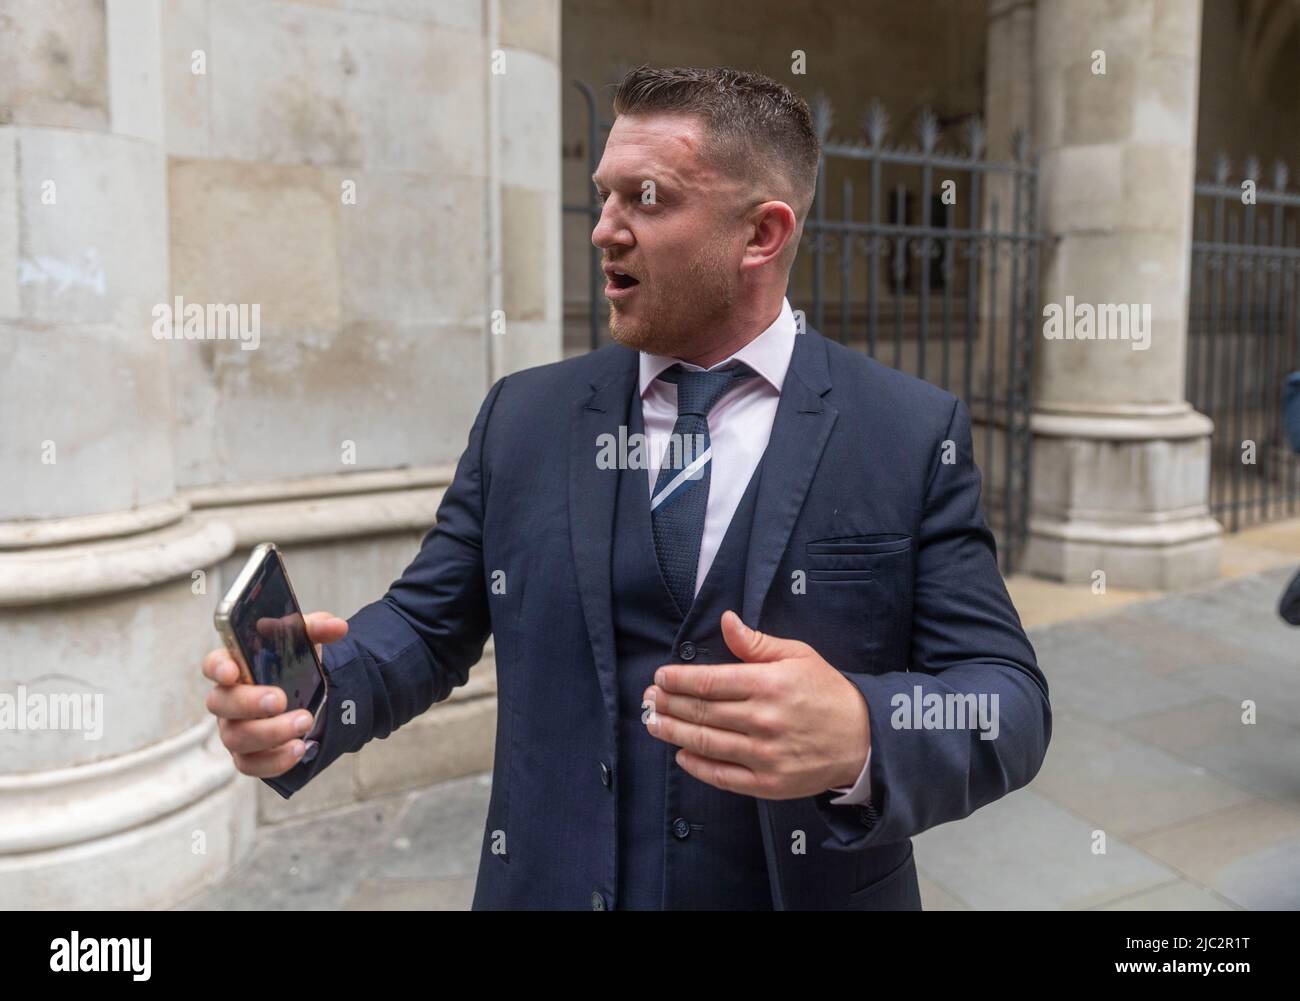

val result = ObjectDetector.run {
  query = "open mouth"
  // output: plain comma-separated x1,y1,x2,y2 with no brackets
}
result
604,265,642,298
605,270,642,291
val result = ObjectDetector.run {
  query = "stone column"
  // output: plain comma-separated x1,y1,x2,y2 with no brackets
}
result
488,0,563,381
985,0,1036,162
1024,0,1221,588
973,0,1036,522
0,0,241,908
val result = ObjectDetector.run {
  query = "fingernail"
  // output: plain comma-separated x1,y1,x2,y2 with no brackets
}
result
292,740,306,758
295,713,312,735
261,693,278,713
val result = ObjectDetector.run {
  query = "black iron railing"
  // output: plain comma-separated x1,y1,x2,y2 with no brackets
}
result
1189,155,1300,532
796,95,1043,572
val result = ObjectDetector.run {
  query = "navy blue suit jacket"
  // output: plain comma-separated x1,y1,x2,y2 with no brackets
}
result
265,325,1052,909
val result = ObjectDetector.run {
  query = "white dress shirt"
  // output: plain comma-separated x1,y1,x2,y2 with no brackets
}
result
638,296,873,805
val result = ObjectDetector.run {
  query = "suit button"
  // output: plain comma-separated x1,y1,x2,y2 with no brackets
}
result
672,817,691,839
591,890,606,910
599,761,611,787
678,641,696,661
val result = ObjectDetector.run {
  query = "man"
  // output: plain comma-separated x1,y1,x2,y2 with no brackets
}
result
201,65,1051,910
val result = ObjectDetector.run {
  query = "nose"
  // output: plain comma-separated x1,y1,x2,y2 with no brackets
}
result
591,198,632,253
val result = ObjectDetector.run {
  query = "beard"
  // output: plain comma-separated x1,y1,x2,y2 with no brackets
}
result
606,231,739,358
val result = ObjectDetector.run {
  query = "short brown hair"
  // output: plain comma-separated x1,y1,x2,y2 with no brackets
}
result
611,65,821,249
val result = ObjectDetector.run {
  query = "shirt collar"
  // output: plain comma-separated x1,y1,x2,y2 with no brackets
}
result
638,297,798,398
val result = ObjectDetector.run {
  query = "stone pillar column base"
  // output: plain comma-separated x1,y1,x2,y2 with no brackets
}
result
1024,407,1223,589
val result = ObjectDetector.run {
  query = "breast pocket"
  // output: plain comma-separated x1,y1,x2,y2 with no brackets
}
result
801,534,913,671
805,535,912,581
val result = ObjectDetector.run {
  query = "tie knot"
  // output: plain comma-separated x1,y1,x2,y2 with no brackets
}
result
659,362,756,417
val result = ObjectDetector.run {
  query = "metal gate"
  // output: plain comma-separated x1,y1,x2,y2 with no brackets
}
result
1188,155,1300,532
796,96,1041,572
563,82,1042,572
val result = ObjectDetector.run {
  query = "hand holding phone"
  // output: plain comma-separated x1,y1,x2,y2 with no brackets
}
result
204,544,348,779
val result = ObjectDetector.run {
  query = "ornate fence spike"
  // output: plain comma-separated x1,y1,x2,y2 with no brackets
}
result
863,97,889,149
1273,159,1288,192
1213,151,1230,185
1011,128,1028,163
811,90,834,144
963,115,986,159
1244,154,1260,182
916,107,940,153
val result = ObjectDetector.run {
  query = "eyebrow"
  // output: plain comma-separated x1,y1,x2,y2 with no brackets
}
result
591,172,676,195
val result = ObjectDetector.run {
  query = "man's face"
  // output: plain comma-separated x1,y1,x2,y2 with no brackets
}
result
590,113,750,358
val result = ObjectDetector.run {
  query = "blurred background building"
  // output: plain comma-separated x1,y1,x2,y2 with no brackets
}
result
0,0,1297,907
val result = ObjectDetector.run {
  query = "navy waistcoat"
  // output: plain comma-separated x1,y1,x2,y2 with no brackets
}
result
611,384,773,910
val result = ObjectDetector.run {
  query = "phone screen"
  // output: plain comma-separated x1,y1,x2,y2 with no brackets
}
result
230,549,325,715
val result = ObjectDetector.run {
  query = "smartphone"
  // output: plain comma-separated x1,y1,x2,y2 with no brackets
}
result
213,542,328,745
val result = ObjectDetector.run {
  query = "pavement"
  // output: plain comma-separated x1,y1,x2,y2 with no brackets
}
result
176,524,1300,911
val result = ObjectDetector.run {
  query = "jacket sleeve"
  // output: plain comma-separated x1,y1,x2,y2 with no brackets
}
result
264,376,507,799
812,396,1052,848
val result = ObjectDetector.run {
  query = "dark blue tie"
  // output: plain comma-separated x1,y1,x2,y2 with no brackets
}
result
651,362,757,618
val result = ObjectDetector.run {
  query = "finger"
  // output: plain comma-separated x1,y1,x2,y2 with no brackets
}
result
653,662,764,700
231,740,310,778
642,685,765,736
254,612,344,648
201,648,242,686
206,682,287,721
646,707,764,770
304,611,348,645
219,710,316,755
673,748,764,797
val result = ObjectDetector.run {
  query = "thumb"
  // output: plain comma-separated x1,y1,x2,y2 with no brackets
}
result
721,610,805,663
304,611,348,653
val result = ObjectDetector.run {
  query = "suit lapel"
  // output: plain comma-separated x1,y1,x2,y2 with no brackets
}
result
568,345,639,733
741,327,839,627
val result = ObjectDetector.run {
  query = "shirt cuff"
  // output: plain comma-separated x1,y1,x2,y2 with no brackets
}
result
827,745,872,805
